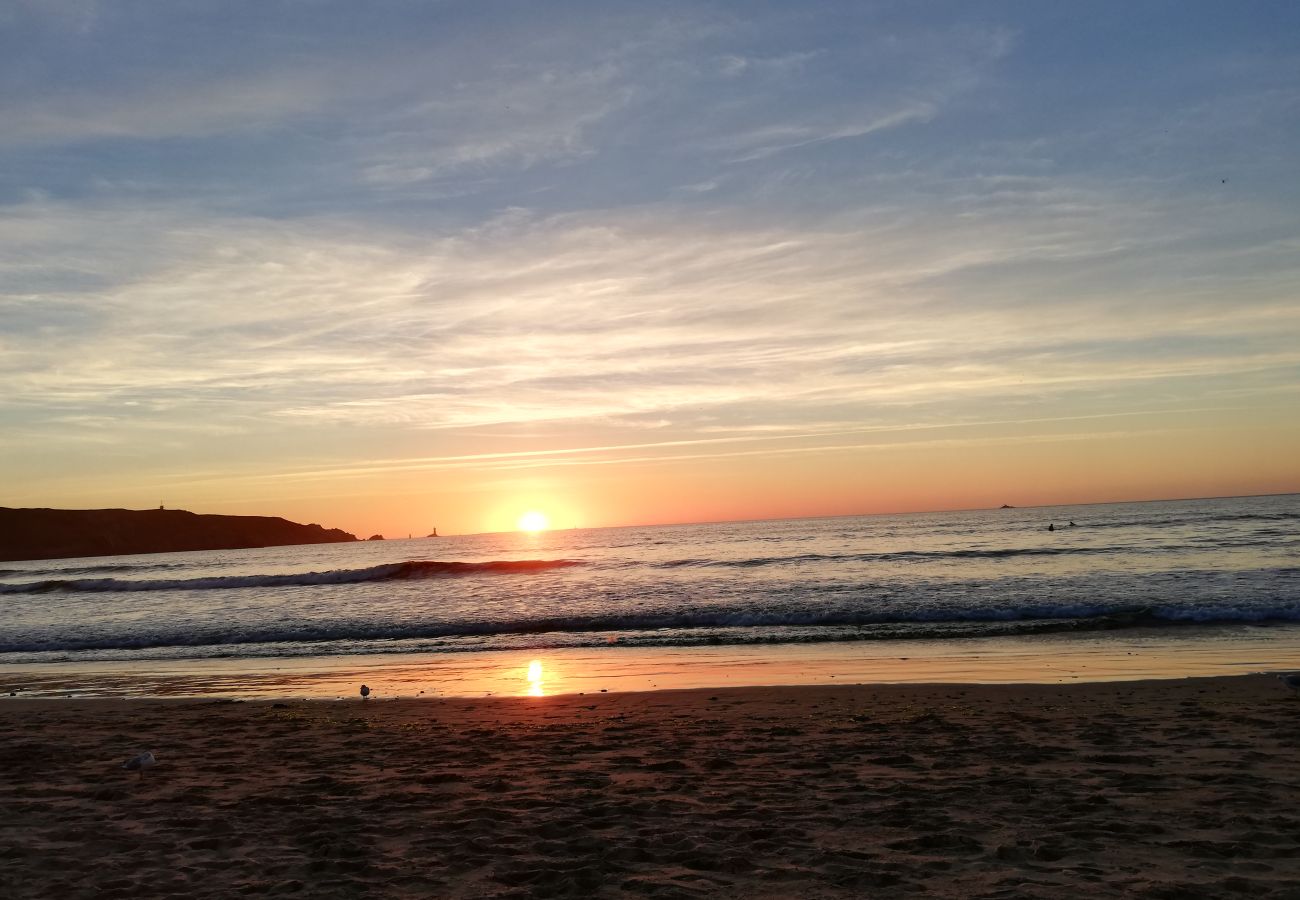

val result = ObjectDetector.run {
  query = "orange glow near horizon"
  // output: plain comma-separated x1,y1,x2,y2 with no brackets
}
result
71,409,1298,538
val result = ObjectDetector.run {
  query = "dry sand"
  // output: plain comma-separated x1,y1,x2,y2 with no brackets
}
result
1,675,1298,898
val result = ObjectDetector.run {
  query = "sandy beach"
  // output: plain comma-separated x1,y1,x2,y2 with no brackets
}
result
2,675,1298,898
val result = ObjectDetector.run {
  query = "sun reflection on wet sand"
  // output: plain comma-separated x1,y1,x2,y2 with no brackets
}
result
5,629,1300,699
526,659,544,696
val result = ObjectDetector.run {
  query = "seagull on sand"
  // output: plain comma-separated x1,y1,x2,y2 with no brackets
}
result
360,684,371,700
122,751,156,779
1278,674,1300,697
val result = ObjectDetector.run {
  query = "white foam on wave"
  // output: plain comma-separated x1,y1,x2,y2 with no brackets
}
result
3,600,1298,656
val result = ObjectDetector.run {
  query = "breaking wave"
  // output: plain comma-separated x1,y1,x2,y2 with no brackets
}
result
655,546,1138,568
0,559,582,594
3,602,1299,656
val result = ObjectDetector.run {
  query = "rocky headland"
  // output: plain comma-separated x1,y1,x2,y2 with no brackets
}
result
0,507,357,562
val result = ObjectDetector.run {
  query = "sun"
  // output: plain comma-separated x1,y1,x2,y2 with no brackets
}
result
517,510,550,533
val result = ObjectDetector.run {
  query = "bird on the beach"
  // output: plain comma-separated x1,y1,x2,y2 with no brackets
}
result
122,751,156,780
360,684,371,699
1278,674,1300,697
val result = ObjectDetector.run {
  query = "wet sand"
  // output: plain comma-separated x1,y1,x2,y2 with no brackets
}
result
2,675,1298,898
5,623,1298,699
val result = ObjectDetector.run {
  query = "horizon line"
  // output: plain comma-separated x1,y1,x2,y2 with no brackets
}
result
12,489,1294,537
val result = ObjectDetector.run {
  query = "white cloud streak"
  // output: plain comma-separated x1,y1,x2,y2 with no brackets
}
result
4,179,1297,452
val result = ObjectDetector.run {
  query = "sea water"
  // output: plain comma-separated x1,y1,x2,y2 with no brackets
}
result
1,495,1297,672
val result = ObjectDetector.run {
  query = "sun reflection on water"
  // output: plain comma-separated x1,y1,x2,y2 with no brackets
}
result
526,659,544,696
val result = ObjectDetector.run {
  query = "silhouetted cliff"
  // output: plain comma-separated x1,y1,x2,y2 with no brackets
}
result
0,507,358,562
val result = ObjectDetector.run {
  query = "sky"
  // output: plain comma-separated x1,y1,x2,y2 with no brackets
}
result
2,0,1298,536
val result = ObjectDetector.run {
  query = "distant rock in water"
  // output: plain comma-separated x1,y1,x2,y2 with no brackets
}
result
999,504,1016,509
0,507,358,563
367,534,385,541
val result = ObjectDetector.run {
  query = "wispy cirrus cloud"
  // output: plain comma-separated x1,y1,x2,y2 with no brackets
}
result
0,70,338,147
716,105,938,163
5,175,1297,446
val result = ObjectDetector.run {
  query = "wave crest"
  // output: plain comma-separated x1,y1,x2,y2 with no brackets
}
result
4,603,1300,656
654,546,1172,568
0,558,582,594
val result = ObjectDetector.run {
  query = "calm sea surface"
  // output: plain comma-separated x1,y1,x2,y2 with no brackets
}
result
1,495,1297,667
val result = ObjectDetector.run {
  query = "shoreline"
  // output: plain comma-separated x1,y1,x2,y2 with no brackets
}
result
2,675,1297,897
4,623,1298,700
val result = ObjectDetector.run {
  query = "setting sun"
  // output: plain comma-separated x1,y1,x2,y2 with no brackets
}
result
517,510,550,532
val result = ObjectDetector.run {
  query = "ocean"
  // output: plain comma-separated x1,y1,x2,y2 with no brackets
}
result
2,495,1297,676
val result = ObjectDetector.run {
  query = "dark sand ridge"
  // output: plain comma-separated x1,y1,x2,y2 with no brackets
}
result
2,675,1298,898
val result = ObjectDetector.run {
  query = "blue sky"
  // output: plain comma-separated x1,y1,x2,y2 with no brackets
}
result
2,1,1298,533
